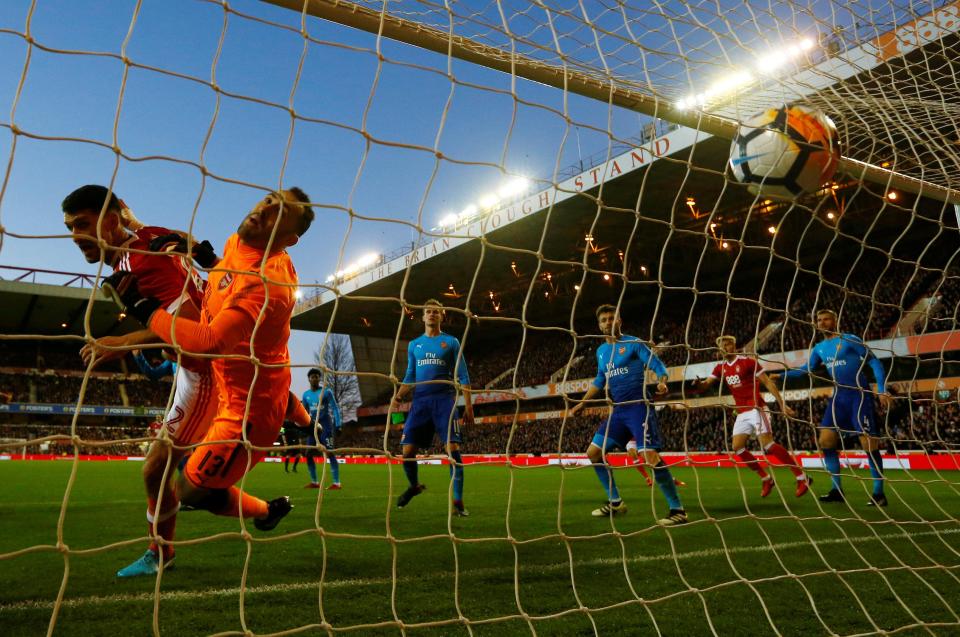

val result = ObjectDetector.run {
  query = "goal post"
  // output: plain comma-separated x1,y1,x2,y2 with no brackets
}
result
0,0,958,634
263,0,960,205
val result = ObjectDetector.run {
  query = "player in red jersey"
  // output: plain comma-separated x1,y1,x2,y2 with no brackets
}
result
63,184,219,578
625,439,686,487
101,188,314,535
691,335,810,498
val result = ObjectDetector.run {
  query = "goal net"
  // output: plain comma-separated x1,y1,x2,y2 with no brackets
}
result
0,0,958,635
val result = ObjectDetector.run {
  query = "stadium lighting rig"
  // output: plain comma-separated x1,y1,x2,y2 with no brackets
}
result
325,252,381,283
434,176,531,231
675,38,816,111
266,0,960,207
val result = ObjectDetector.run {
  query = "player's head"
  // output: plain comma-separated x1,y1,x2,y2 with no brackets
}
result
307,367,322,389
815,309,838,334
238,187,313,251
61,184,130,263
716,335,737,356
595,304,622,337
422,298,444,329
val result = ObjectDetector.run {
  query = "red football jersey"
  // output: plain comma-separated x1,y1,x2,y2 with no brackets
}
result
710,356,765,413
114,226,205,312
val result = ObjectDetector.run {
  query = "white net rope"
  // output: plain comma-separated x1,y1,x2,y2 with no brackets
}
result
0,0,958,635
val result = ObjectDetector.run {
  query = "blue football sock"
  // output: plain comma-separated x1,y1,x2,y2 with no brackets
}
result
403,457,419,487
593,462,621,502
306,455,318,483
867,449,884,496
449,450,465,502
328,454,340,484
823,448,842,491
653,462,682,511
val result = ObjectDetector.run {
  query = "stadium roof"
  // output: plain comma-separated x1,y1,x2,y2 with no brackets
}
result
291,8,960,340
0,267,136,336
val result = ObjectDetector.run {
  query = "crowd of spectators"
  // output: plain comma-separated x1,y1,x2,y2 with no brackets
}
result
0,371,172,407
0,337,176,407
761,258,938,354
456,256,953,392
0,422,151,455
31,375,122,406
0,340,39,368
886,395,960,451
924,265,960,335
342,392,960,457
124,379,174,408
2,391,956,458
0,373,32,403
0,340,123,373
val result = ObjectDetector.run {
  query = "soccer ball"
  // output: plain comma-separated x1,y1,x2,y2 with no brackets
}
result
729,103,840,200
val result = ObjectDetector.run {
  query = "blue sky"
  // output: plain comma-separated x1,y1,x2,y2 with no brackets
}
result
0,0,870,395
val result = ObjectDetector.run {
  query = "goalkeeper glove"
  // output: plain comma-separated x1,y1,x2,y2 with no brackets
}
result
101,271,162,325
149,233,219,269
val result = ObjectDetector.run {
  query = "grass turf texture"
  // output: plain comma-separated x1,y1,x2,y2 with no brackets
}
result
0,460,958,636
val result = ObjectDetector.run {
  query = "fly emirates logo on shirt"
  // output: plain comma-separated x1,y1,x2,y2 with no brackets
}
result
418,352,447,368
605,361,630,379
825,357,848,369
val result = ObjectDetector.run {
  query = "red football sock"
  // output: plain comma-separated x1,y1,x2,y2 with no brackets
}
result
634,463,650,480
735,448,768,479
147,496,179,560
212,487,269,519
764,442,804,477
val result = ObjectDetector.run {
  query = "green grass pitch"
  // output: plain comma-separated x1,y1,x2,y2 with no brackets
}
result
1,460,958,636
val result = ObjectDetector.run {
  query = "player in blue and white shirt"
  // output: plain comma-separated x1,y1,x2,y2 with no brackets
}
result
302,368,343,490
778,310,893,506
391,299,474,516
570,304,686,526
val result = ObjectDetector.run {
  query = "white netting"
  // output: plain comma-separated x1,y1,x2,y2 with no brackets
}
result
0,0,959,635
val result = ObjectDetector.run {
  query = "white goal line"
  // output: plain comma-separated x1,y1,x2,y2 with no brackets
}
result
2,526,956,613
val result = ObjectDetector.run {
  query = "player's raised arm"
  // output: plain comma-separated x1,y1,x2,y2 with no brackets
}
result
131,350,175,381
689,375,717,393
780,347,823,384
79,327,161,366
570,360,606,416
100,270,258,355
149,233,220,269
758,370,796,418
636,341,669,394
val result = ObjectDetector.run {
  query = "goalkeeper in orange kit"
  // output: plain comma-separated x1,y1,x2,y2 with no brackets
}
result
103,188,314,532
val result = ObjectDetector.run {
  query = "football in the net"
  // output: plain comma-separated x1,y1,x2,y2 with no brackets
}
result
729,103,840,200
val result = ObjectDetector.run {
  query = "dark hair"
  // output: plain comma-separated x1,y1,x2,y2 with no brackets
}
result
307,368,322,378
286,187,313,236
595,304,618,320
62,185,122,215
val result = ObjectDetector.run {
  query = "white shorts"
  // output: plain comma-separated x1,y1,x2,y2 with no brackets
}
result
625,439,638,452
162,367,217,445
732,408,773,438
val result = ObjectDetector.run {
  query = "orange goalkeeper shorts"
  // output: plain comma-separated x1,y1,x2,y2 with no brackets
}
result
183,398,285,490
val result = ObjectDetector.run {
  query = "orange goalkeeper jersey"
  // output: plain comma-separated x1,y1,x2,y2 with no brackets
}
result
150,233,298,417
